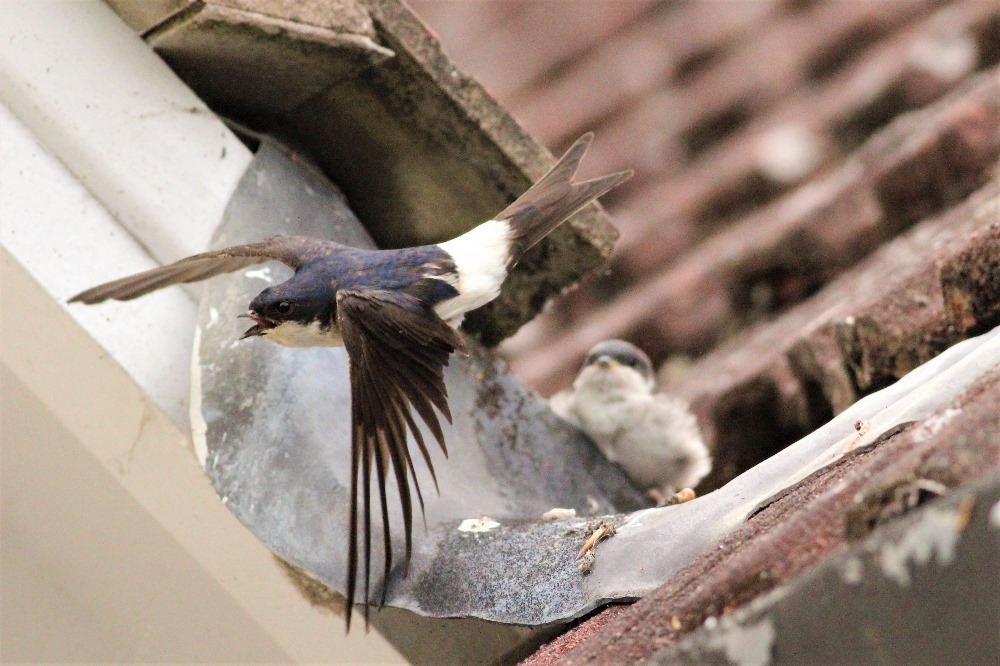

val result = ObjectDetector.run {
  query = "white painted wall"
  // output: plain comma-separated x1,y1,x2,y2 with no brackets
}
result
0,1,401,661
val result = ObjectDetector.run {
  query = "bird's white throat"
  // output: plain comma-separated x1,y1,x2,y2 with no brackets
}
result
574,364,653,397
263,320,344,348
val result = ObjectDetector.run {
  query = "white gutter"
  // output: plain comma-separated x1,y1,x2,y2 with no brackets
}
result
0,0,400,660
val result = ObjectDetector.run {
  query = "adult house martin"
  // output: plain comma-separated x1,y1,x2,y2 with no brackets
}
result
550,340,711,503
70,133,632,627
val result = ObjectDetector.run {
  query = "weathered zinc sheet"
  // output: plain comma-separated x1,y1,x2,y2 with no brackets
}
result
191,140,644,625
194,140,1000,632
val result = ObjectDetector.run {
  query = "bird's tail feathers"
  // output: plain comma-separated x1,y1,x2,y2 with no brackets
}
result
499,133,632,266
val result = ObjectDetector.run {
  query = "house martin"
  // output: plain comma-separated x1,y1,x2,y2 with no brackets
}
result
70,133,632,627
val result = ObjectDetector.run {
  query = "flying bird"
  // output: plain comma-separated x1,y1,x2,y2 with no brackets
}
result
69,133,632,627
550,340,711,504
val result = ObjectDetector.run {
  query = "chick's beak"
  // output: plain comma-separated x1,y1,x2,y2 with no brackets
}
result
595,354,617,369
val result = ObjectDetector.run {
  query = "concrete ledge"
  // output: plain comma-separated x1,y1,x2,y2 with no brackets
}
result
107,0,620,345
146,0,394,123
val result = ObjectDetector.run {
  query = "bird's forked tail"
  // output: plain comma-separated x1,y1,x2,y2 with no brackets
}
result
434,133,632,323
499,132,632,267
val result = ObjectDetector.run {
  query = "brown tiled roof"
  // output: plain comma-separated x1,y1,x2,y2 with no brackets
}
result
409,0,1000,661
411,0,1000,438
511,70,1000,396
413,0,1000,392
527,363,1000,664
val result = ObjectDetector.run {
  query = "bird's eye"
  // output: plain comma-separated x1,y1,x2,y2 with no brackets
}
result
621,356,636,367
275,301,293,315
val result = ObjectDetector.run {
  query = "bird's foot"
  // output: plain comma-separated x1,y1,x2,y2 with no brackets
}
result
652,487,696,507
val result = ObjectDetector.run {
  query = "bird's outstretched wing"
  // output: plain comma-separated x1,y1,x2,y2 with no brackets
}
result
336,288,465,628
68,235,345,304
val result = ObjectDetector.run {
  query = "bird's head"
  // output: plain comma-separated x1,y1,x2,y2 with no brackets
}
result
240,280,339,347
575,339,655,394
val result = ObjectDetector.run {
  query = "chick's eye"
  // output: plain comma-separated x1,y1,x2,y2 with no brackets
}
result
275,301,293,315
621,356,637,367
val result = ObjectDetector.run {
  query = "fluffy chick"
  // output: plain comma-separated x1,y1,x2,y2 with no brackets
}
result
550,340,711,502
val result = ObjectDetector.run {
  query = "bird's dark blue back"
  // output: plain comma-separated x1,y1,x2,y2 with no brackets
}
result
303,245,459,307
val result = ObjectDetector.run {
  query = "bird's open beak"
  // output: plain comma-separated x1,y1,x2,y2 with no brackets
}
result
237,311,275,339
595,355,618,368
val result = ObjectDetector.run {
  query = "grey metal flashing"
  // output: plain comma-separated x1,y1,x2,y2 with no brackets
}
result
193,138,1000,643
191,141,644,663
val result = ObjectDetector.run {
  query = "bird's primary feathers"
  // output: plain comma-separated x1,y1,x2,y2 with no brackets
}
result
550,340,711,499
70,133,632,628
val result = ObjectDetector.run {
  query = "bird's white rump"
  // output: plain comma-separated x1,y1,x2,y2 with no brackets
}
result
433,219,511,323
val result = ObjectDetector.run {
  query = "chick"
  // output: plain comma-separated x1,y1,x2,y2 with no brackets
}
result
550,340,710,503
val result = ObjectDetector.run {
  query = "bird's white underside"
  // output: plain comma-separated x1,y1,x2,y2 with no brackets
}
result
433,219,511,323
